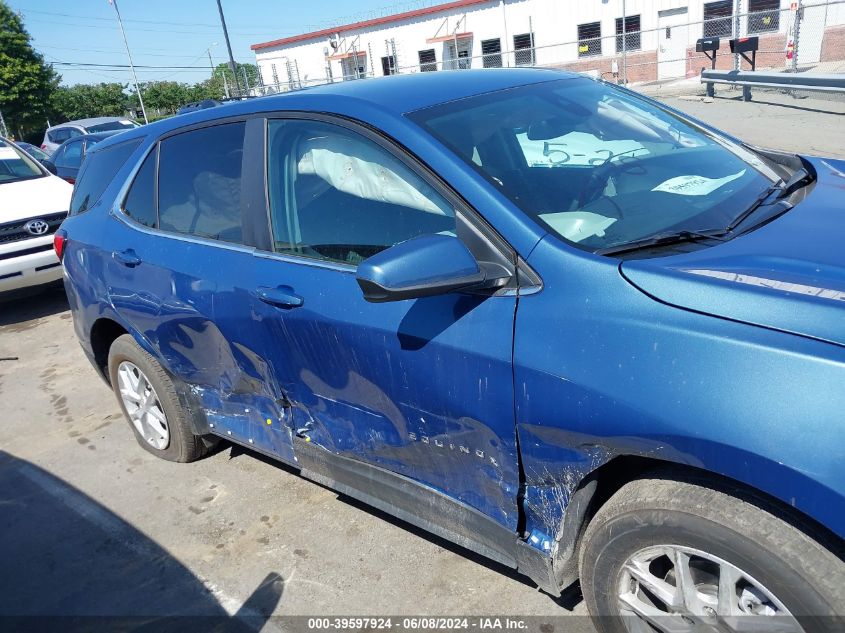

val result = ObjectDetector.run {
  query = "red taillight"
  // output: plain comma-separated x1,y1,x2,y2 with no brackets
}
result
64,177,75,185
41,143,47,150
54,230,67,260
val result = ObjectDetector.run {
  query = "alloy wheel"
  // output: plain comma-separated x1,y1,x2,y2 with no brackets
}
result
618,544,802,633
117,361,169,450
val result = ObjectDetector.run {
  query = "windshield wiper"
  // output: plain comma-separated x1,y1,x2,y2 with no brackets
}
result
724,166,813,234
596,229,727,256
778,166,813,199
723,181,784,234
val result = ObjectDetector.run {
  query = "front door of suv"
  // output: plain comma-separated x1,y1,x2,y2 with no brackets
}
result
253,116,521,529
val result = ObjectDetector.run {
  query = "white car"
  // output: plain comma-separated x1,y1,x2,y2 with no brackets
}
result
41,116,140,156
0,138,73,293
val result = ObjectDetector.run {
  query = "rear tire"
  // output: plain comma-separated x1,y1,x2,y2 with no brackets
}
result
579,471,844,633
107,334,207,462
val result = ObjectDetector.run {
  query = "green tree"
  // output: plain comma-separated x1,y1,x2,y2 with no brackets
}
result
0,1,59,138
50,83,130,122
141,81,192,115
211,62,259,96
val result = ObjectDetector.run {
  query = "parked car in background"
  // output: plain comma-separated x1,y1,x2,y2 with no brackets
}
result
58,70,844,632
176,99,222,115
43,132,120,184
0,137,72,293
41,117,140,155
15,141,50,163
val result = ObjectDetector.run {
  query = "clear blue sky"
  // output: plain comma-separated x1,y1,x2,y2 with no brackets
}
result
8,0,437,86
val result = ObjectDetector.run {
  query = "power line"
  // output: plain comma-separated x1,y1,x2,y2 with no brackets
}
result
37,44,216,59
51,62,218,69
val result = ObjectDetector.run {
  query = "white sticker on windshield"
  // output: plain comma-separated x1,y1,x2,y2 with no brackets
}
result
0,147,19,160
652,169,745,196
539,211,618,243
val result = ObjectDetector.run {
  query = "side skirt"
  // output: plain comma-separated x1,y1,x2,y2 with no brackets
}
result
293,437,561,596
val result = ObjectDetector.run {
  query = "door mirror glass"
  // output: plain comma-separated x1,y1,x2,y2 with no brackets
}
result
356,234,486,303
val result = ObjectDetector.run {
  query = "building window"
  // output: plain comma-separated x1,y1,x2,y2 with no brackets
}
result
446,40,472,70
381,55,397,76
577,22,602,58
513,33,535,66
419,49,437,72
341,54,366,80
748,0,780,34
703,1,734,38
615,14,641,52
481,38,503,68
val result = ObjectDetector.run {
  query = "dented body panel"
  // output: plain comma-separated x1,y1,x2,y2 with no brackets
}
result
61,70,845,596
516,236,845,542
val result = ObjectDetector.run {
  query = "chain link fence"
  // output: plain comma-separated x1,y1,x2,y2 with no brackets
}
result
248,0,845,96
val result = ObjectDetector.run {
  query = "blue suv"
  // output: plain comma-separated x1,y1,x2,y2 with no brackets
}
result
59,70,843,631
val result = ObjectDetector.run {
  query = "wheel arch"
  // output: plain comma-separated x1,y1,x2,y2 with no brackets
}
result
553,454,845,589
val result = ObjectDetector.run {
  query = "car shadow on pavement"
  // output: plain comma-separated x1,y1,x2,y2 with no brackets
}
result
0,450,284,632
0,284,69,327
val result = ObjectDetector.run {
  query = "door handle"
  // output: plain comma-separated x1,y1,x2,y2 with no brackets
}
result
255,286,304,309
113,249,141,267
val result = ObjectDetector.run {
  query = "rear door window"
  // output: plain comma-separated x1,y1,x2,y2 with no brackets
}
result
70,138,143,215
121,146,157,227
48,128,70,144
157,122,246,244
55,139,84,169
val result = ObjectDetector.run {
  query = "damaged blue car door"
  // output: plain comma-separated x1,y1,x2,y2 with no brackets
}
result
249,116,522,531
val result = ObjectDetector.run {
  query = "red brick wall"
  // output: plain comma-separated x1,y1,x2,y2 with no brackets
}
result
546,50,659,82
686,30,787,73
541,24,844,83
820,25,845,63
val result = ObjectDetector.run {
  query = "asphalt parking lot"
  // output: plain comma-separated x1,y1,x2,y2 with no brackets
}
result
0,93,842,629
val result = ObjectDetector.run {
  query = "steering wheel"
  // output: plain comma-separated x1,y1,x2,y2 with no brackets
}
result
578,158,626,217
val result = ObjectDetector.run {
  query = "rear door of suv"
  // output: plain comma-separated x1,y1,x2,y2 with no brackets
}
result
105,117,296,464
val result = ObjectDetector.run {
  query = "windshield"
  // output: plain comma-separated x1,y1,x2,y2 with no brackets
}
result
86,120,138,133
0,139,45,184
409,78,778,253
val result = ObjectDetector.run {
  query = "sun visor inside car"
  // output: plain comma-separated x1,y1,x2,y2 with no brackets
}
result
297,136,451,216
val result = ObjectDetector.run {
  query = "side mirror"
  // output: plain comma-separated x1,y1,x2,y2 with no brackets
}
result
356,234,489,303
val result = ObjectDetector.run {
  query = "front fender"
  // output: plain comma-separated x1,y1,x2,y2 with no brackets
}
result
516,236,845,544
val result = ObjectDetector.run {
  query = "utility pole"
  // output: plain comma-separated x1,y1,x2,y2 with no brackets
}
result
216,0,241,96
110,0,148,123
621,0,628,84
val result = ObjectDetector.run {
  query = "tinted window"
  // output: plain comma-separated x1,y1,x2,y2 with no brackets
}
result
411,79,777,253
157,122,245,244
267,119,455,266
55,140,84,168
0,139,43,183
70,138,143,215
48,128,70,144
120,147,157,227
87,120,139,133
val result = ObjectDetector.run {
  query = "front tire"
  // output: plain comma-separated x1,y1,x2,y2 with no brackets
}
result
107,334,208,462
579,471,844,633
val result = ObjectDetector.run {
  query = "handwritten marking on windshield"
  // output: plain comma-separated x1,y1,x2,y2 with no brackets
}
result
652,170,746,196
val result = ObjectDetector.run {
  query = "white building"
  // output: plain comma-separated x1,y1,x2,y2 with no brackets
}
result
251,0,845,89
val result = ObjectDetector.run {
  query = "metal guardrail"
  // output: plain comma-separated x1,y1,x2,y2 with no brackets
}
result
701,69,845,101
